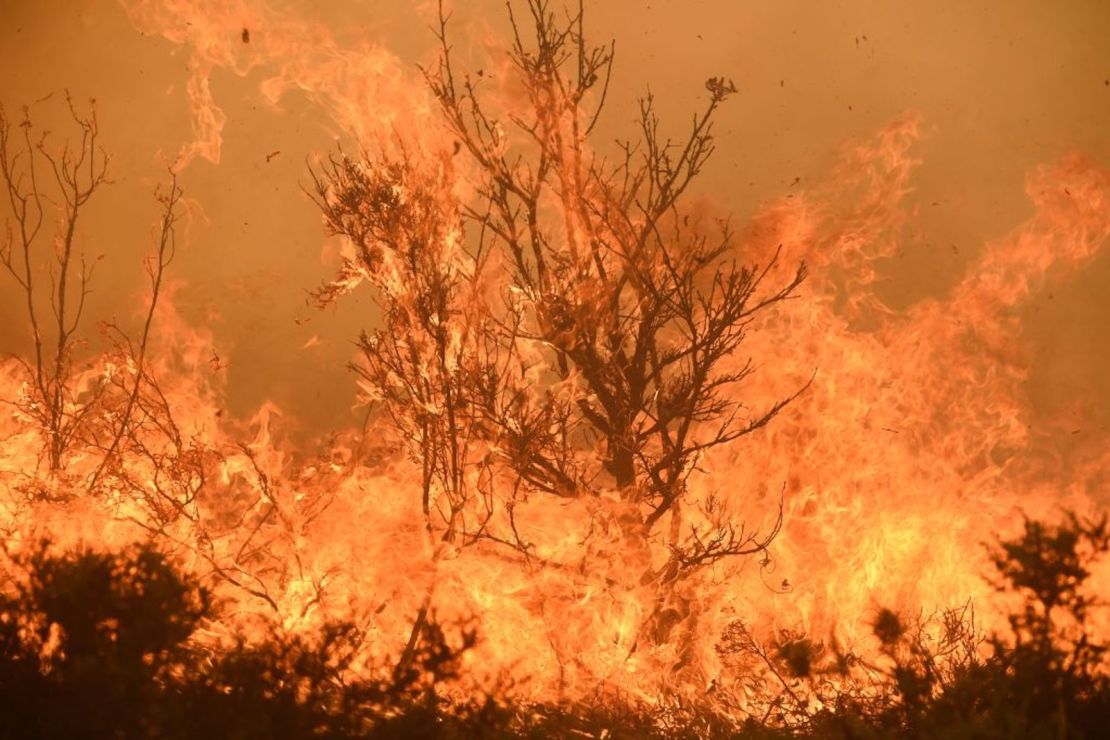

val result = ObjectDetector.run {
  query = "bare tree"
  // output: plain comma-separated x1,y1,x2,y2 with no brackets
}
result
311,0,807,649
0,95,185,487
1,95,111,473
0,96,329,625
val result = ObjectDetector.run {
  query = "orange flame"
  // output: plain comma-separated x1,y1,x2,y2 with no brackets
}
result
0,0,1107,720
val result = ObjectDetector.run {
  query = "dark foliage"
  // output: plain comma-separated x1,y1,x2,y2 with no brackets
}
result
725,511,1110,740
0,543,208,738
2,511,1107,738
0,543,500,740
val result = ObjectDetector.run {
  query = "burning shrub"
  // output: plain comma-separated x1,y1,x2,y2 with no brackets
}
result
0,96,182,481
0,514,1108,737
4,0,1110,736
308,0,806,702
0,542,499,739
0,543,211,738
727,511,1110,739
897,511,1110,738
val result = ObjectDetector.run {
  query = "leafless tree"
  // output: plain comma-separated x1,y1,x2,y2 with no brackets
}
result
0,95,189,490
311,0,807,651
1,95,112,473
0,95,331,624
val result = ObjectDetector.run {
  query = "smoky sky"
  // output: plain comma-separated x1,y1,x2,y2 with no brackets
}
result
1,0,1108,442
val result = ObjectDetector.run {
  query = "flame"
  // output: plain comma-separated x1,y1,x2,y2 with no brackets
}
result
1,0,1108,723
121,0,441,168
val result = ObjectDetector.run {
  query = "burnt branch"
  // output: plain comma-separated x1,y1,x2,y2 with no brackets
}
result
88,173,183,493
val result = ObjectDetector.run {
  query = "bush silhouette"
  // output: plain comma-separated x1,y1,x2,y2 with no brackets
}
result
0,543,209,738
762,512,1110,740
0,543,494,739
1,513,1108,739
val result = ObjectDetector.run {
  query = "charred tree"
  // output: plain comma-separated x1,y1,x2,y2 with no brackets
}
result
310,0,807,653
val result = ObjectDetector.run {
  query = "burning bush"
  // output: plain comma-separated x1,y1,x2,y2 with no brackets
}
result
308,0,806,692
1,512,1107,738
3,0,1110,736
712,512,1110,738
0,542,502,739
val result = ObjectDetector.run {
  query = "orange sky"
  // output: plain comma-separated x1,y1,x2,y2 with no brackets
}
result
1,0,1108,439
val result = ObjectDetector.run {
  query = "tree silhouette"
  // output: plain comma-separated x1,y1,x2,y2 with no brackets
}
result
310,0,807,654
0,95,181,484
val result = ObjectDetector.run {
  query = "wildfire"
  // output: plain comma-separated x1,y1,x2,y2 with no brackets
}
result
1,0,1108,729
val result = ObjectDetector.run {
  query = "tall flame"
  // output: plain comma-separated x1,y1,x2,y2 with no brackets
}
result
0,0,1107,720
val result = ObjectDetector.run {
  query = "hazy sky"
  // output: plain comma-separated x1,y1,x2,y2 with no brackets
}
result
1,0,1108,437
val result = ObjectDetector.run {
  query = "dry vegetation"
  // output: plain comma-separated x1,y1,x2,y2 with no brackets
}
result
1,2,1108,738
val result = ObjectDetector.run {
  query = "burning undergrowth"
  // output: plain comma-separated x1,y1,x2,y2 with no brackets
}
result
2,0,1110,736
